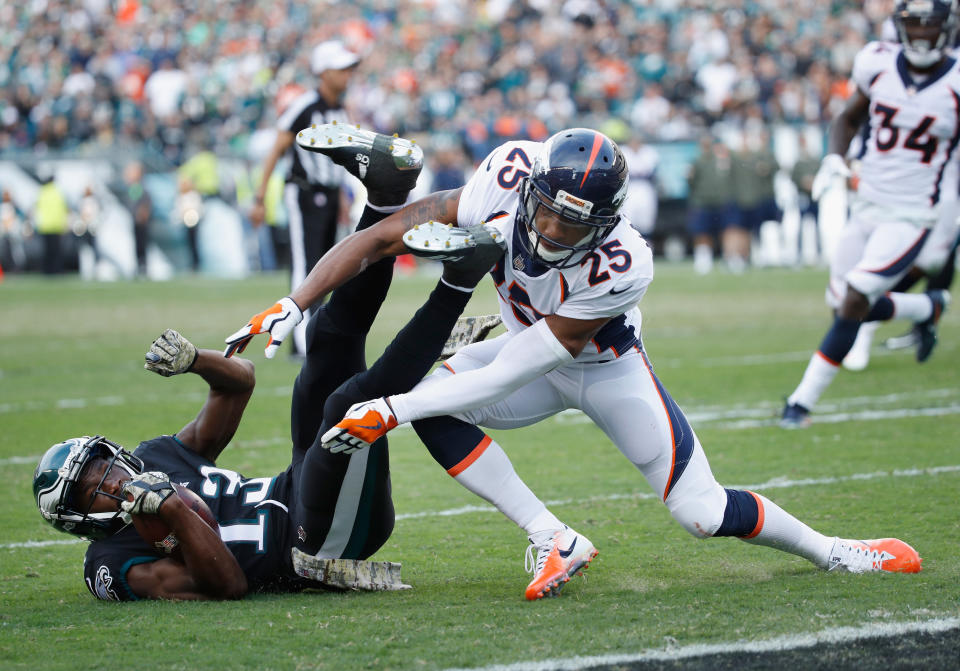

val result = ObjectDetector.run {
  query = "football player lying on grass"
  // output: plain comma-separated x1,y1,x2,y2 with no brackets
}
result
33,128,507,600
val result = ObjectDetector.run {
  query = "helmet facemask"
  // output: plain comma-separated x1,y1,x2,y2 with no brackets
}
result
894,0,958,69
34,436,143,540
517,178,620,268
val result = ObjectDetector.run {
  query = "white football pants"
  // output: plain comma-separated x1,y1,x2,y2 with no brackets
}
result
826,197,933,308
421,335,728,538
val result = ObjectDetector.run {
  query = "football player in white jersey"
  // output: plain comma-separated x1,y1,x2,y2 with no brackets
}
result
782,0,957,428
227,124,922,600
846,1,960,368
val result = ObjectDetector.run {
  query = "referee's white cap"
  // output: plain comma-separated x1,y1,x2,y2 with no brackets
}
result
311,40,360,74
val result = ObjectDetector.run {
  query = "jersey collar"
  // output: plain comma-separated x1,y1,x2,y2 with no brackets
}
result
896,52,957,93
510,221,555,278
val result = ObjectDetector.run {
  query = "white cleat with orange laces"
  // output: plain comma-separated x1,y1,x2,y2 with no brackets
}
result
524,526,598,600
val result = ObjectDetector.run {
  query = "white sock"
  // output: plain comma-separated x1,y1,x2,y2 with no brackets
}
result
889,292,934,322
788,352,840,410
450,438,561,535
739,493,834,568
843,320,879,370
725,254,747,274
526,510,566,537
693,244,713,275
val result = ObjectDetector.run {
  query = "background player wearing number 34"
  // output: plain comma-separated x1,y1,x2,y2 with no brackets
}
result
782,0,957,428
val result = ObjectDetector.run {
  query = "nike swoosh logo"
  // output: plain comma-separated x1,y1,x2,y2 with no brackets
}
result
609,287,628,295
558,537,577,558
357,422,383,431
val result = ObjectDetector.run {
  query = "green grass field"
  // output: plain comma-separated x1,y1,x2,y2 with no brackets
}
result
2,264,958,670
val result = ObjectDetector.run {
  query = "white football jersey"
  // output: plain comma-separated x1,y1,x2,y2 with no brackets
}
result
852,41,960,214
457,140,655,363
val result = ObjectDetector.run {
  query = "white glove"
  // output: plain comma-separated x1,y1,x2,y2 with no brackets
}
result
144,329,198,377
120,471,176,516
810,154,851,202
224,296,303,359
321,397,398,454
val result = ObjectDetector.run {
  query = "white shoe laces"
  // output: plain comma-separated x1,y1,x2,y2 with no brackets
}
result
829,539,892,573
525,529,560,575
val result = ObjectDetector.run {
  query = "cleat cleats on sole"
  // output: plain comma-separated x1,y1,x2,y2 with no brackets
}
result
404,220,503,262
296,123,422,206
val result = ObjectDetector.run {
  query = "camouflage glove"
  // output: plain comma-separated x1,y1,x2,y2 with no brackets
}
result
439,314,503,360
120,471,176,516
144,329,198,377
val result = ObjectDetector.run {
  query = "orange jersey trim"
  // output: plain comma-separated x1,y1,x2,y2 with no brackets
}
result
815,350,841,367
740,490,765,539
447,435,492,477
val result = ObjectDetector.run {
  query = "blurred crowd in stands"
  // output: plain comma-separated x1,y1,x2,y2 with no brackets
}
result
1,0,891,159
0,0,897,277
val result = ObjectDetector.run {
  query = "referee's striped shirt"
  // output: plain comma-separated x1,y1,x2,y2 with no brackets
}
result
277,90,350,188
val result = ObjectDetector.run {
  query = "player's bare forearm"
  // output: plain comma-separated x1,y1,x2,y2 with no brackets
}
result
545,313,610,358
395,186,463,228
177,351,255,461
163,498,247,599
190,349,255,393
828,89,870,157
289,187,464,310
127,499,247,600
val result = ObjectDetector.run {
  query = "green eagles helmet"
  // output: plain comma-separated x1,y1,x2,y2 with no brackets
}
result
33,436,143,540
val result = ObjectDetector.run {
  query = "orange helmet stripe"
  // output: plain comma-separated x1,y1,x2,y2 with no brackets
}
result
578,132,604,189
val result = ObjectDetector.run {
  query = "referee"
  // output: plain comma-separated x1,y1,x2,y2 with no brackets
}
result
251,40,360,357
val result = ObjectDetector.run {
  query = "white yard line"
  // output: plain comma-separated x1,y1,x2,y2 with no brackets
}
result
0,385,293,415
550,386,960,429
9,463,959,549
5,387,958,469
441,617,960,671
396,464,960,519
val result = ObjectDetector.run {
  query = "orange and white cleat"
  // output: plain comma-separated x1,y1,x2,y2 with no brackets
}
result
826,537,922,573
524,526,598,600
321,397,398,454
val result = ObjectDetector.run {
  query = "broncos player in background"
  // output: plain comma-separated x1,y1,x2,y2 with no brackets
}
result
228,124,922,602
781,0,957,427
843,1,960,370
33,131,506,600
